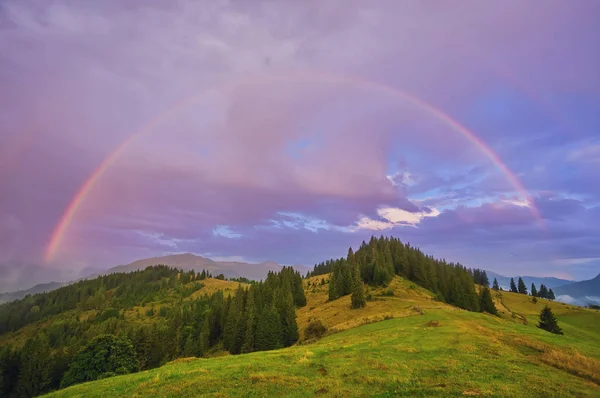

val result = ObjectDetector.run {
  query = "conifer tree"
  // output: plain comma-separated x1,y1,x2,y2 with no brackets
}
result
198,317,210,357
538,305,563,334
223,298,239,353
531,283,538,297
548,289,556,301
328,272,337,301
241,289,257,353
254,305,282,351
517,277,528,295
539,284,548,299
510,278,518,293
481,271,490,288
280,291,299,347
479,287,498,315
492,278,500,290
350,260,366,310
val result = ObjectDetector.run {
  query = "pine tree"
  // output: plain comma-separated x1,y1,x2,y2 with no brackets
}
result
254,305,283,351
538,305,563,334
183,334,196,357
539,284,548,299
510,278,518,293
492,278,500,290
241,289,257,354
531,283,538,297
479,287,498,315
548,289,556,300
291,269,307,307
223,297,239,353
481,271,490,287
350,261,366,309
328,272,337,301
198,317,210,357
280,291,299,347
517,277,527,295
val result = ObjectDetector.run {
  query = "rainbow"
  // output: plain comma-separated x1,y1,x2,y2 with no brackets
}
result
44,70,542,262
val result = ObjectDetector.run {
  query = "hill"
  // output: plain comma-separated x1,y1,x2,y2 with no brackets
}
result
0,253,307,302
0,281,66,304
486,271,573,290
554,274,600,305
3,236,600,396
47,275,600,397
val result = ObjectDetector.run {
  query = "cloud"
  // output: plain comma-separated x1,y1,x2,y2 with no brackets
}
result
0,0,599,281
355,206,440,230
213,225,242,239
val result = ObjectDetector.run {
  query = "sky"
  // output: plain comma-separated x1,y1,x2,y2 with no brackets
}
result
1,0,600,289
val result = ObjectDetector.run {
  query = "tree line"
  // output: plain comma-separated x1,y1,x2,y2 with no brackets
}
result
0,265,305,397
314,236,497,314
492,277,556,300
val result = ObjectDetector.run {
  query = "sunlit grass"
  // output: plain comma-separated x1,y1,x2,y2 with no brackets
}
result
46,275,600,397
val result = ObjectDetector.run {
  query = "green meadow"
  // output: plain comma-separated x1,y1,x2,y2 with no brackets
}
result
46,276,600,397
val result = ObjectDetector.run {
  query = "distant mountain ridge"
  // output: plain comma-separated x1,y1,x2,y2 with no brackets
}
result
0,254,308,303
104,253,290,281
554,273,600,301
485,271,574,290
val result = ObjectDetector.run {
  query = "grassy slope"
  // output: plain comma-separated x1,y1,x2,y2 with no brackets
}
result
47,276,600,397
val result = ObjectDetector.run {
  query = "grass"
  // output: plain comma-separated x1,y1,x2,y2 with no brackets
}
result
45,276,600,397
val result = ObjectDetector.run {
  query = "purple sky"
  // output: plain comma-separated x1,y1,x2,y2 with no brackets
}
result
1,0,599,286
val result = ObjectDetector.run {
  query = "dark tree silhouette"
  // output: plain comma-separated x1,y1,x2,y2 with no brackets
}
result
538,306,563,335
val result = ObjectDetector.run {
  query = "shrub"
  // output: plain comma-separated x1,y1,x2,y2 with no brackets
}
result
532,297,538,304
304,320,327,340
381,288,394,297
412,305,424,315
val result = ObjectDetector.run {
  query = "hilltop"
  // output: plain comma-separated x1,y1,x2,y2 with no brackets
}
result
47,274,600,397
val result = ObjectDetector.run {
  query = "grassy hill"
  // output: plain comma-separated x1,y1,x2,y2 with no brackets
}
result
46,275,600,397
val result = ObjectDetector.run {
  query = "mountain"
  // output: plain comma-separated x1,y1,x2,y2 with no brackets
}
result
105,253,295,281
0,281,66,304
554,273,600,304
486,271,574,290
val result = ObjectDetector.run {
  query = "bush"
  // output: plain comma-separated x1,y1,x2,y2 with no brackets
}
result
381,288,394,297
304,320,327,340
532,297,538,304
366,293,374,301
412,305,424,315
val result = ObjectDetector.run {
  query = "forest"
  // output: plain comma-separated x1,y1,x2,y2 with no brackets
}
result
1,235,505,397
0,265,305,397
309,236,497,314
